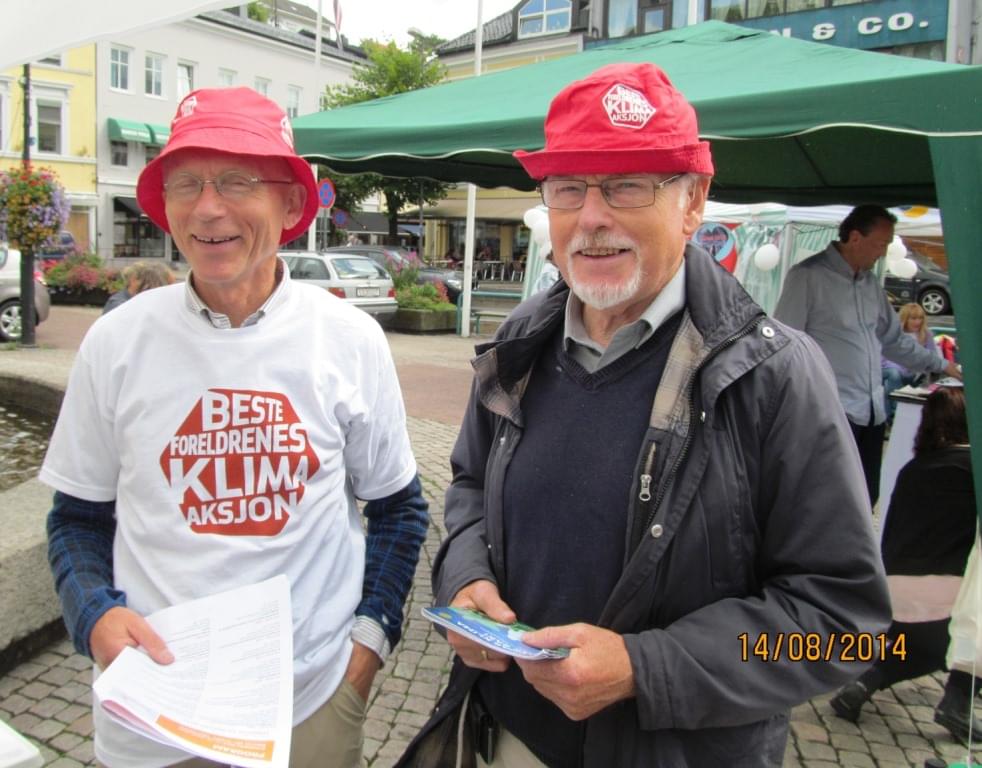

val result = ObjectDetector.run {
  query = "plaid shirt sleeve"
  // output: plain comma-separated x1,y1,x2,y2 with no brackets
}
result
355,474,429,658
46,491,125,659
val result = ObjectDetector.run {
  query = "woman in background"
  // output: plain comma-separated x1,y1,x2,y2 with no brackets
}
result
831,387,979,742
882,303,939,422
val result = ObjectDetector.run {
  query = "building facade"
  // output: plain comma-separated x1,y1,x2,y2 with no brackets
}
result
95,9,360,263
0,46,99,252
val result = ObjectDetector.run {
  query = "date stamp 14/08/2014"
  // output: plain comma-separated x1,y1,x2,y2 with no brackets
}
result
738,632,906,663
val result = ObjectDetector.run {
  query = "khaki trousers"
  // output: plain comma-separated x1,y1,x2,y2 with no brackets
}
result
475,727,547,768
100,678,367,768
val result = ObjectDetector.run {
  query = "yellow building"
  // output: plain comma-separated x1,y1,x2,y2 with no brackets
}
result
1,46,98,251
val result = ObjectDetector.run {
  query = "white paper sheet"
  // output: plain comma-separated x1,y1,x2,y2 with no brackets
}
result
93,575,293,768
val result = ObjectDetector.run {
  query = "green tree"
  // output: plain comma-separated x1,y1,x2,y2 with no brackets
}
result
246,1,269,23
322,37,450,246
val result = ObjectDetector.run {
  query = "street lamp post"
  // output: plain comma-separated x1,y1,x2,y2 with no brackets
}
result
19,63,37,348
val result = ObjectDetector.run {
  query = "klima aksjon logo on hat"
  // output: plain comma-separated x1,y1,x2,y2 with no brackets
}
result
602,83,656,130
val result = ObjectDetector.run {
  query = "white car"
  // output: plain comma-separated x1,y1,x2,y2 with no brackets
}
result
280,251,398,320
0,246,51,342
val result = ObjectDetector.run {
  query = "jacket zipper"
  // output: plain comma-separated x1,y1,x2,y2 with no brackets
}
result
641,315,765,531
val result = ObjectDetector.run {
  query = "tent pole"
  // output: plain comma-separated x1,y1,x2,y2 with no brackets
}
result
460,0,484,338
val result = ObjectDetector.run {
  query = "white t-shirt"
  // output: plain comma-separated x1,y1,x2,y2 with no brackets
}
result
40,276,416,767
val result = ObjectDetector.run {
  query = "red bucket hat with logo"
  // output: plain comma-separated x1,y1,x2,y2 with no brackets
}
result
514,63,714,179
137,87,319,244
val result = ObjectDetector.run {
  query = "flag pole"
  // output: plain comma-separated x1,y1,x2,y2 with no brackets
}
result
460,0,483,338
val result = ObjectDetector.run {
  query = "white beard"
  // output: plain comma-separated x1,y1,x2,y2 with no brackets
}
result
564,234,643,311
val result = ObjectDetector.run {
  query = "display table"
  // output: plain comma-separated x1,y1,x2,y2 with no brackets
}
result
0,719,42,768
877,396,924,541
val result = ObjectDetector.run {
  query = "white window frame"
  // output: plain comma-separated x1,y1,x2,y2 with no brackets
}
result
110,140,129,167
254,77,271,97
218,68,237,87
177,61,195,98
33,88,69,157
517,0,572,38
286,85,302,119
145,53,165,97
110,46,131,91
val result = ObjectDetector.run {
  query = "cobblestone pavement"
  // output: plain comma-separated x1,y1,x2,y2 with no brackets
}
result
2,360,980,766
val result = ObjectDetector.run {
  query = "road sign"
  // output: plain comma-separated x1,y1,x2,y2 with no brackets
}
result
331,208,349,227
318,178,336,208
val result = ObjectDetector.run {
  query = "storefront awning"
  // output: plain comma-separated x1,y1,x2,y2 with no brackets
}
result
113,196,144,217
107,118,152,144
148,123,171,146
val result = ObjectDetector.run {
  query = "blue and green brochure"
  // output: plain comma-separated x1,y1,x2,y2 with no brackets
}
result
423,606,570,661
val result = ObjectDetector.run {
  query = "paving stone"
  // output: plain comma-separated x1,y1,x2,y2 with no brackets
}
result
61,655,92,672
49,731,84,752
830,733,869,752
367,705,397,725
837,751,875,767
906,704,936,723
46,759,85,768
1,694,33,715
394,710,429,729
796,739,836,760
822,715,861,735
903,748,939,765
407,681,439,700
38,666,77,687
869,742,907,763
51,682,90,704
33,652,67,667
65,713,93,737
856,723,895,745
896,731,931,750
363,737,381,761
53,703,88,725
791,721,828,743
8,662,45,682
380,677,409,694
7,712,41,733
28,697,69,718
23,717,65,740
18,681,55,700
883,715,920,735
67,740,95,763
376,739,410,759
0,677,22,698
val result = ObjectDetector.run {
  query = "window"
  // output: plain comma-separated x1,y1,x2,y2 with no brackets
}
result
642,6,666,32
145,145,161,165
177,62,195,98
286,86,302,119
517,0,572,38
145,53,164,96
110,47,130,90
37,100,63,153
218,68,236,87
111,141,128,166
254,77,271,97
608,0,639,36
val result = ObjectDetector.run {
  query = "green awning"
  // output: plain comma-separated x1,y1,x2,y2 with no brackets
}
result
107,118,152,144
148,123,171,146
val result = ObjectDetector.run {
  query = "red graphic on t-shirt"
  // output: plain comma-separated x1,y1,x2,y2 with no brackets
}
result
160,389,320,536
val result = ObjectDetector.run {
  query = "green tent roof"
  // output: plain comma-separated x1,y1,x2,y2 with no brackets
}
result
293,22,982,203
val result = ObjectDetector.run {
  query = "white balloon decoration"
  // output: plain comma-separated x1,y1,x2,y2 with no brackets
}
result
886,236,907,263
523,207,547,229
531,219,551,250
753,243,780,271
888,257,917,279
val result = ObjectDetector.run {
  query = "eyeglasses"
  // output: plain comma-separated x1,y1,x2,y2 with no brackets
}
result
163,171,293,202
539,175,683,210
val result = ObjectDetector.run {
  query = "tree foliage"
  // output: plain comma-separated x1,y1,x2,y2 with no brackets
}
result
322,37,450,245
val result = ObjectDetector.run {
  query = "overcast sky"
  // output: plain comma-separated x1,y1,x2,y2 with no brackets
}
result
297,0,519,46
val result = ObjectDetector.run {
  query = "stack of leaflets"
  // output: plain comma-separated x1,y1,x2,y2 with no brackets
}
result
423,607,569,660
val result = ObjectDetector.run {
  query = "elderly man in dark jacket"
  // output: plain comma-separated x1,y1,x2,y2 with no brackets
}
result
399,63,890,768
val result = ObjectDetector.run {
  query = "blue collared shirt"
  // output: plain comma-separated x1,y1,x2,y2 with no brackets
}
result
774,243,945,426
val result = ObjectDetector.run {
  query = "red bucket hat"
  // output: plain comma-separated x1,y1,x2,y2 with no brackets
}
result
514,63,714,180
136,87,319,244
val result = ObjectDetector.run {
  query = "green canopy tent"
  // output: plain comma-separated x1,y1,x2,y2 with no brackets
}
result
293,21,982,522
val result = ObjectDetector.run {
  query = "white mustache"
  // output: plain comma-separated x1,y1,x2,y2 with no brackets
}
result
566,233,638,254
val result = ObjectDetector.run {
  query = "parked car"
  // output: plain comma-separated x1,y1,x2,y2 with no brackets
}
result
38,230,77,269
0,246,52,342
323,245,474,302
280,251,397,320
883,251,952,316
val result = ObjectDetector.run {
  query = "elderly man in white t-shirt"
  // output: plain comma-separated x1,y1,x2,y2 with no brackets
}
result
42,88,428,768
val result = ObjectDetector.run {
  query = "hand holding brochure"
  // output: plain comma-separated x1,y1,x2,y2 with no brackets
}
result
423,606,570,660
93,575,293,768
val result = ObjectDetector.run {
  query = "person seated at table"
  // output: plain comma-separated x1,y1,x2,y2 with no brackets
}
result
830,386,980,743
882,302,939,422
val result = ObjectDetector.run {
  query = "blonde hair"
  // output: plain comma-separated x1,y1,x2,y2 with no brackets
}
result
898,302,928,344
